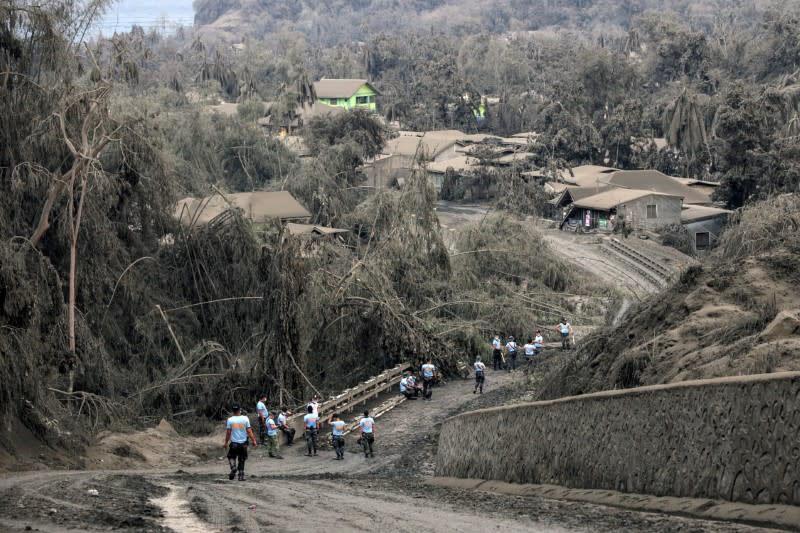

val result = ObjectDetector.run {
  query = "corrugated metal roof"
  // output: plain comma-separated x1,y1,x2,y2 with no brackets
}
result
175,191,311,227
680,205,732,223
604,170,711,204
572,189,681,210
313,79,381,98
286,223,349,236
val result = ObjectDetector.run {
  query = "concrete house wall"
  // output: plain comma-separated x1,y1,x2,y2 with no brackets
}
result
318,84,378,111
620,194,682,230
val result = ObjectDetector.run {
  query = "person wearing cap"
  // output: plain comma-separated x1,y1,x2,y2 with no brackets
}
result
223,402,257,481
505,336,518,372
327,413,347,460
303,405,320,456
276,406,295,446
420,359,436,400
255,393,269,446
266,410,283,459
473,356,486,394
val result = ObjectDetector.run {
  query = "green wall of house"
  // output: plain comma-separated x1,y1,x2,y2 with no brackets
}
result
319,84,378,111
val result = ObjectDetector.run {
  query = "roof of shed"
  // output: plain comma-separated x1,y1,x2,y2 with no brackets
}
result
313,79,381,98
175,191,311,227
604,170,711,204
571,189,681,210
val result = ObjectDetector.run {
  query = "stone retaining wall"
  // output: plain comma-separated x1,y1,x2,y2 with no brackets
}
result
435,372,800,505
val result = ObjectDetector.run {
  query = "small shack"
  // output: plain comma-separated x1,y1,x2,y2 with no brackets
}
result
561,189,682,232
680,205,732,253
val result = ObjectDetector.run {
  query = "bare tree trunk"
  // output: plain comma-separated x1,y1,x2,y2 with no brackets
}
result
67,173,87,394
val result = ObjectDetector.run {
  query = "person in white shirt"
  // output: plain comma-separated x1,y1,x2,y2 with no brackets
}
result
327,413,347,460
399,373,418,400
556,319,572,350
303,405,320,457
307,395,320,416
505,336,518,372
358,410,375,458
420,360,436,400
523,338,536,370
492,334,503,370
473,356,486,394
534,330,544,350
276,406,295,446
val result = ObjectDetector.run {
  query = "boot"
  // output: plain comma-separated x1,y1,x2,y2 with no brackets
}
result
238,472,245,481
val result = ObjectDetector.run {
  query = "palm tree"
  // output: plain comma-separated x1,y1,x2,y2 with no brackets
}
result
663,88,710,169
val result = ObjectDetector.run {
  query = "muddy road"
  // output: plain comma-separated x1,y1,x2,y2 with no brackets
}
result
0,372,781,532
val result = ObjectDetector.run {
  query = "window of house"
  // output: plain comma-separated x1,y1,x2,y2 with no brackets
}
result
356,95,371,104
695,232,710,250
646,204,657,219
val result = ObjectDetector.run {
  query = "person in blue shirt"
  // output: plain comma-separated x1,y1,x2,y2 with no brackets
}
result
358,410,375,458
492,334,503,370
303,405,320,457
255,393,268,446
420,360,436,400
266,411,283,459
223,402,257,481
327,413,347,460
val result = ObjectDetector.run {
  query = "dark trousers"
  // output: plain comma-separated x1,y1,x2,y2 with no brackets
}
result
474,372,484,392
360,433,374,456
422,377,433,399
227,442,248,472
492,349,502,370
306,428,318,454
332,435,345,458
402,390,418,400
561,332,570,350
258,418,267,444
280,426,295,445
508,353,517,371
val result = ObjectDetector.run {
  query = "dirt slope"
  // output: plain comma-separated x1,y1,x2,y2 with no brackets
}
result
539,194,800,399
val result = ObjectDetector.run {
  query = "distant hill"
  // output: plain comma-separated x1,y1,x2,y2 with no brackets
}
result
192,0,774,43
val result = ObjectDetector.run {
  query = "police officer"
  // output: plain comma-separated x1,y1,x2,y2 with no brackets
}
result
303,405,319,457
491,334,503,370
255,393,268,446
277,406,295,446
223,402,257,481
327,413,346,460
358,410,375,458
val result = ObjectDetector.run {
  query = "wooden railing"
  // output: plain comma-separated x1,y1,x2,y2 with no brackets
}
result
286,363,407,432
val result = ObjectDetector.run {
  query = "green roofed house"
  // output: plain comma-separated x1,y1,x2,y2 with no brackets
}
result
313,78,380,111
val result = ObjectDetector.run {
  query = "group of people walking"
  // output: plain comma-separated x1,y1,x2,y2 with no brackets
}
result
223,393,377,480
491,331,544,371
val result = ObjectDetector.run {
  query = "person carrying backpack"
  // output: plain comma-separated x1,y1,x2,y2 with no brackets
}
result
473,356,486,394
327,413,347,460
505,336,518,371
